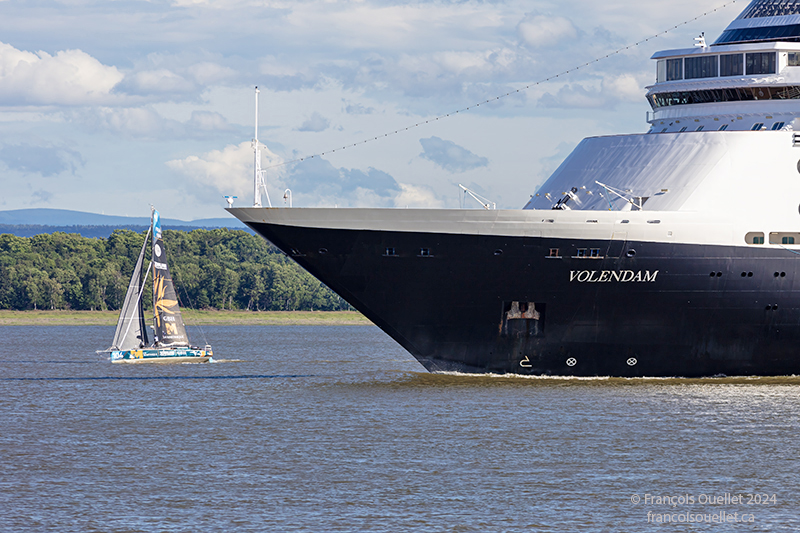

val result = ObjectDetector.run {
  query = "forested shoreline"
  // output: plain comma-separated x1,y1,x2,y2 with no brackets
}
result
0,229,350,312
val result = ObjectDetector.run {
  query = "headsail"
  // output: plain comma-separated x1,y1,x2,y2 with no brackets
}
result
151,209,190,347
110,228,151,351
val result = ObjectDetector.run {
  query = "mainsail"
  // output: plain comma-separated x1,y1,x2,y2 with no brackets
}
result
151,209,189,346
110,228,151,351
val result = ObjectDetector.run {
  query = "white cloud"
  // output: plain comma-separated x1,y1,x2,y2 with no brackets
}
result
187,110,234,132
297,111,331,132
0,42,123,105
166,141,283,200
393,183,443,208
604,73,648,103
419,136,489,173
538,72,649,109
120,68,194,95
187,62,238,85
517,14,578,48
0,143,84,177
87,106,167,137
74,106,235,139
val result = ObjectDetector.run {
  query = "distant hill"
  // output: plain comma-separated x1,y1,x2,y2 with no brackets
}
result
0,208,246,228
0,208,250,238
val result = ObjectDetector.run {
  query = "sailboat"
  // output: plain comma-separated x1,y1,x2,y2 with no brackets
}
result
106,208,212,363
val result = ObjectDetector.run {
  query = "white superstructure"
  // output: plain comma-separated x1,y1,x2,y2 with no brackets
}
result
524,0,800,251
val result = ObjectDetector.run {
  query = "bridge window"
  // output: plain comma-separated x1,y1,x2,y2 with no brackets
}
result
790,52,800,66
685,55,718,79
719,124,728,131
752,123,765,130
772,122,786,130
746,52,776,75
666,58,683,81
648,86,800,110
720,53,743,76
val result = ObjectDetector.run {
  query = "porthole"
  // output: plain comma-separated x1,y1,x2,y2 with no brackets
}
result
797,159,800,175
494,249,503,256
318,248,328,255
626,249,636,258
717,272,722,277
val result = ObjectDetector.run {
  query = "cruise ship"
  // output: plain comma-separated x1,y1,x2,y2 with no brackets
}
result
229,0,800,377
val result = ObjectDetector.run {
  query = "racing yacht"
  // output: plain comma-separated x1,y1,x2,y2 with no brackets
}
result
229,0,800,376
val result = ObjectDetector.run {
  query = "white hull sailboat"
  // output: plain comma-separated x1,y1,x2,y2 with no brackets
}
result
105,208,212,363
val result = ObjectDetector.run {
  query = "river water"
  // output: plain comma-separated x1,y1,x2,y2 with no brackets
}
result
1,325,799,532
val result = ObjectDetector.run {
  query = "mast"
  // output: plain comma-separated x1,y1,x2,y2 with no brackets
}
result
253,86,272,207
151,207,157,345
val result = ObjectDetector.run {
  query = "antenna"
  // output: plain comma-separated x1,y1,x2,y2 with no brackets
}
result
283,189,292,208
253,86,272,207
694,32,707,48
224,195,237,207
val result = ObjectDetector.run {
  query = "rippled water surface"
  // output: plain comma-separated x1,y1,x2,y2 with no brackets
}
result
2,325,800,532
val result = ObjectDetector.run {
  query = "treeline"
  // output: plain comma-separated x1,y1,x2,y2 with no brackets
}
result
0,229,350,312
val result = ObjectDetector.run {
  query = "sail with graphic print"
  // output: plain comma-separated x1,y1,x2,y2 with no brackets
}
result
106,207,212,363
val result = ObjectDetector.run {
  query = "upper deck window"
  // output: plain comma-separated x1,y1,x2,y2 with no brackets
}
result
666,58,683,81
685,56,718,79
720,54,744,76
790,52,800,66
715,24,800,45
746,52,777,74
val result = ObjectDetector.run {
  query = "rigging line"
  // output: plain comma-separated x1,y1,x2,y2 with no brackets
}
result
263,0,740,171
779,244,800,256
171,262,210,347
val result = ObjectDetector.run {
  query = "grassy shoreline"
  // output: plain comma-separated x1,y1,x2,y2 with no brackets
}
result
0,309,371,326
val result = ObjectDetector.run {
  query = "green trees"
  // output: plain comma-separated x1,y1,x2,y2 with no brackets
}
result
0,229,350,312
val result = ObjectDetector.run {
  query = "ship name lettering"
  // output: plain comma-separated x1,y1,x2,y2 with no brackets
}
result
569,270,659,283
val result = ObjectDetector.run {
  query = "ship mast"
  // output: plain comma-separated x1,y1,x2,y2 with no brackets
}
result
253,86,271,207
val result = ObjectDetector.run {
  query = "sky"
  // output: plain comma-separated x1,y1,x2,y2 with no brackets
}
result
0,0,740,221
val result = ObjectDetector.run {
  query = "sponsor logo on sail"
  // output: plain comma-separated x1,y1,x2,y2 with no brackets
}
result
570,270,658,283
154,261,167,270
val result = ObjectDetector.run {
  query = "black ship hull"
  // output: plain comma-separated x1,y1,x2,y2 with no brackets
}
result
247,220,800,377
